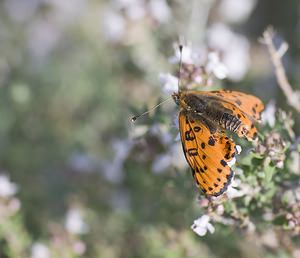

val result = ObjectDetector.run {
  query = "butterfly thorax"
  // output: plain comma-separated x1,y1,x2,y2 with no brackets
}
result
174,91,243,135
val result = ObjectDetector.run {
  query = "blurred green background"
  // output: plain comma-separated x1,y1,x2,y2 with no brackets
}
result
0,0,299,257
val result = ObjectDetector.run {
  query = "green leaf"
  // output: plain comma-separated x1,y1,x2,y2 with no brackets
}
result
297,144,300,153
273,214,287,226
264,164,276,183
250,152,264,159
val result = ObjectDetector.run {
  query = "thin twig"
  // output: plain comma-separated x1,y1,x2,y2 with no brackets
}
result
261,27,300,113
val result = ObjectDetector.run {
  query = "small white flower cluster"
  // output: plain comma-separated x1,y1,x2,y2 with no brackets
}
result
207,23,251,81
0,173,21,226
159,73,178,95
31,243,50,258
191,215,215,237
168,44,199,65
0,174,18,198
261,101,276,127
160,44,229,95
218,0,257,23
206,52,228,80
65,208,89,235
103,0,171,42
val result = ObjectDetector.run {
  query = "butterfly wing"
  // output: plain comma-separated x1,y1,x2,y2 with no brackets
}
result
205,90,264,121
187,90,264,140
179,111,236,196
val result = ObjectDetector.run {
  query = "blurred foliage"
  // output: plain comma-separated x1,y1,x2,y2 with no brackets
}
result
0,0,299,258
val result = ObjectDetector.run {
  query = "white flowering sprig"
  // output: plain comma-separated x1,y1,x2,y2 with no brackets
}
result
205,52,228,80
65,208,89,235
160,44,229,95
191,215,215,237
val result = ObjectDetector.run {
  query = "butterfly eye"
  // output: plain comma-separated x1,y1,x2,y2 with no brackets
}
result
172,93,180,105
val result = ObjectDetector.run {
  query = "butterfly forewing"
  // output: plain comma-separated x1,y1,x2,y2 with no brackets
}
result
179,90,264,141
192,90,264,121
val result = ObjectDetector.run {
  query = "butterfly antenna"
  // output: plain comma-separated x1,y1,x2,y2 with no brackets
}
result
131,96,172,122
178,44,183,90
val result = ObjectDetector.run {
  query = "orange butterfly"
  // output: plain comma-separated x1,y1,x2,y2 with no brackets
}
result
132,46,264,197
172,89,264,196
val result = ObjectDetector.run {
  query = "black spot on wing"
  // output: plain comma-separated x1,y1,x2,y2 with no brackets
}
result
235,99,242,106
220,160,227,167
208,136,215,146
194,126,201,132
224,153,231,160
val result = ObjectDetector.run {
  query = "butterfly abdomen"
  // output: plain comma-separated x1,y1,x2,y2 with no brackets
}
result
201,104,242,133
219,113,242,132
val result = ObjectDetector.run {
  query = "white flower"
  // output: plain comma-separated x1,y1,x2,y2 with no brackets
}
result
207,24,234,50
219,0,257,23
191,215,215,236
125,2,146,21
207,24,250,81
226,179,256,199
227,157,236,168
31,243,50,258
65,208,88,234
226,184,245,199
149,0,171,23
223,38,250,81
159,73,178,95
235,145,242,155
206,52,228,79
169,45,194,64
0,174,18,197
102,9,125,42
261,101,276,127
113,0,146,21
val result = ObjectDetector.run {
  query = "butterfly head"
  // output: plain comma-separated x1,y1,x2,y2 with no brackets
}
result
173,91,207,115
172,92,181,106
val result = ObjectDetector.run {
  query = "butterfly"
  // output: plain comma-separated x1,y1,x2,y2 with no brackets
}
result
172,89,264,197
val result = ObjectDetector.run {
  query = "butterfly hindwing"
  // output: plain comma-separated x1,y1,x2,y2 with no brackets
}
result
179,111,235,196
